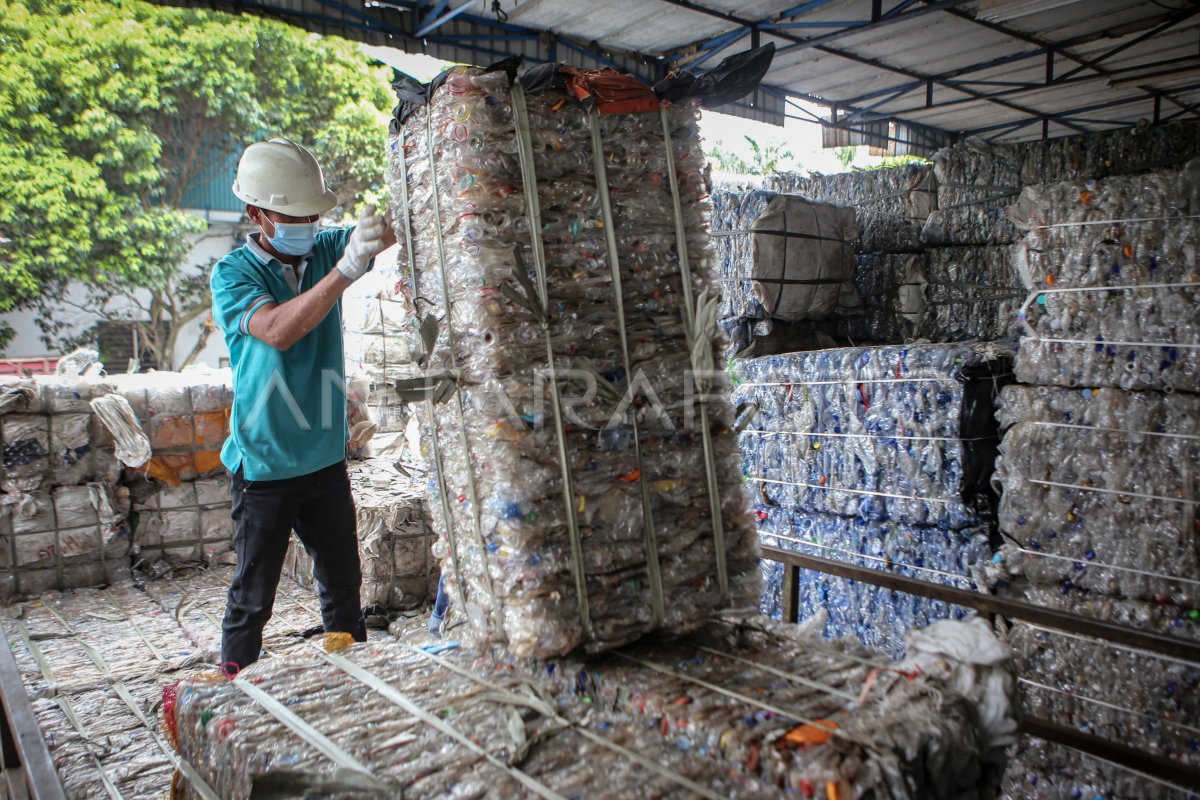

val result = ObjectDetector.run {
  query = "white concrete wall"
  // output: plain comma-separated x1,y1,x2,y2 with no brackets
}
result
0,211,242,370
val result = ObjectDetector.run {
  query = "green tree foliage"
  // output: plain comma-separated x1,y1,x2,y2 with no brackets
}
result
0,0,394,363
857,154,933,171
707,135,797,176
834,146,858,169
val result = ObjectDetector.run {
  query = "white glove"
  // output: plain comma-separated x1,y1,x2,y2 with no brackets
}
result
337,206,387,282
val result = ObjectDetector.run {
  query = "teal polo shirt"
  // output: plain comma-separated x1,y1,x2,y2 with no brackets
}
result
210,227,354,481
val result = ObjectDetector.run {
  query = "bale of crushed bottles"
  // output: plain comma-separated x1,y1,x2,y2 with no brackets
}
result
0,569,329,800
102,371,234,486
344,269,421,437
1008,619,1199,776
766,164,936,253
710,189,860,324
756,506,988,658
835,247,1020,344
164,616,1016,800
734,343,1012,529
1008,159,1200,393
1002,600,1199,800
0,374,121,493
387,64,761,658
125,475,234,567
834,253,928,343
284,458,437,606
923,121,1200,247
920,246,1023,342
994,385,1199,607
0,375,133,600
1002,734,1188,800
0,482,131,601
735,343,1010,655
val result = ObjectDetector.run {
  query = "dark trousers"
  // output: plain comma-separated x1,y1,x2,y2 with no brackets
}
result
432,574,451,619
221,460,366,670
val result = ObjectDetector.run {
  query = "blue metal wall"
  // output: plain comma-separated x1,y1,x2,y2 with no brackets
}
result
179,148,243,213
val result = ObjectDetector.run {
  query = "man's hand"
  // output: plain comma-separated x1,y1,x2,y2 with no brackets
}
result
337,206,388,282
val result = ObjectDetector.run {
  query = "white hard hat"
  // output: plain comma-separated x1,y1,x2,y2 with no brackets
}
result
232,137,338,216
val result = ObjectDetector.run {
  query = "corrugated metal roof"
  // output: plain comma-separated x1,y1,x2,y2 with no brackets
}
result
148,0,1200,149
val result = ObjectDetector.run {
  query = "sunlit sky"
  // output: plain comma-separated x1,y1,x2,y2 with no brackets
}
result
360,44,880,176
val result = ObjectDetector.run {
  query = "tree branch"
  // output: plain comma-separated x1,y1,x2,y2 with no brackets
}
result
179,312,216,370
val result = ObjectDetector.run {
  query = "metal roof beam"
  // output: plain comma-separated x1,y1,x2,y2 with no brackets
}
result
979,116,1044,142
414,0,474,38
774,91,954,150
1056,5,1200,82
835,83,922,125
417,0,449,32
882,0,921,18
684,27,751,70
773,0,973,54
660,0,970,58
313,0,410,37
931,3,1200,118
778,0,843,18
653,0,1086,133
844,6,1200,106
965,80,1200,136
882,56,1200,121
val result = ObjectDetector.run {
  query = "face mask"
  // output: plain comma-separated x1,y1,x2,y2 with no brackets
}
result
263,216,318,256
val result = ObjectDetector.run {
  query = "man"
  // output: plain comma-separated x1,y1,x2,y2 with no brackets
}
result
211,137,395,671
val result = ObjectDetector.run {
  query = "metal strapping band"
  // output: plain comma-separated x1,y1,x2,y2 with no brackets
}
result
15,621,125,800
1014,622,1199,669
1014,547,1200,587
1029,213,1200,230
510,83,592,637
313,645,567,800
1016,474,1198,505
172,589,565,799
746,473,960,504
1020,678,1200,737
231,675,379,779
711,618,893,671
395,125,470,611
33,605,221,800
588,112,666,625
1022,336,1200,350
661,106,728,601
688,642,859,703
740,429,996,443
424,108,499,618
400,642,728,800
612,651,847,741
764,533,980,587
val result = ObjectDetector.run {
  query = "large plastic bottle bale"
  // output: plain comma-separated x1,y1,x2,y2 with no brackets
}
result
388,64,761,658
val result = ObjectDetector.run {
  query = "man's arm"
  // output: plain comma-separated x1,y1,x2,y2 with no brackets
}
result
247,270,352,351
247,206,388,351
